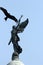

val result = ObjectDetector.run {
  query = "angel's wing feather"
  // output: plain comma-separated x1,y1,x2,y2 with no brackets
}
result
17,18,29,32
19,18,28,28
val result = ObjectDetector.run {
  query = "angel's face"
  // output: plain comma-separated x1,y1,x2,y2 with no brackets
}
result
12,26,16,30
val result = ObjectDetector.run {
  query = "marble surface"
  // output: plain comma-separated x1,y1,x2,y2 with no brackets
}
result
7,60,24,65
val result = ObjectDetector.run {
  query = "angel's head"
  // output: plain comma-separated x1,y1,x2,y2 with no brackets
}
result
12,25,16,29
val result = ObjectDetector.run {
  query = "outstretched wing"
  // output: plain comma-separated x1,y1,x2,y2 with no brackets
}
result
0,7,18,22
17,18,29,33
0,7,8,16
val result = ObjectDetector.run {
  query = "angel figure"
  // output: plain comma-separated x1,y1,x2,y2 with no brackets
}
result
8,18,29,55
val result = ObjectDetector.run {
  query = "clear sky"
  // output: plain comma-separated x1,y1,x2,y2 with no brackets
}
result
0,0,43,65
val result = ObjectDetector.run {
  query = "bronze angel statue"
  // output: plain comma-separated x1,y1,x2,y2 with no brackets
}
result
0,7,29,60
8,18,28,54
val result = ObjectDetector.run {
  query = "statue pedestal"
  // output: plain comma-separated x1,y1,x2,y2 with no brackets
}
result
7,59,24,65
7,51,24,65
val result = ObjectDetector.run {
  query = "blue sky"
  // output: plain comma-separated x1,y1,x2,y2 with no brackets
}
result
0,0,43,65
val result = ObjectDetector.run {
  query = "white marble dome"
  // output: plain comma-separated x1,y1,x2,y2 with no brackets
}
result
7,60,24,65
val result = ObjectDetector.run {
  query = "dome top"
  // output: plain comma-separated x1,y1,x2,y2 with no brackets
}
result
7,60,24,65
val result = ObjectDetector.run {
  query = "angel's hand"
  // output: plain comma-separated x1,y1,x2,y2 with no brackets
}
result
21,15,23,18
8,42,10,45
